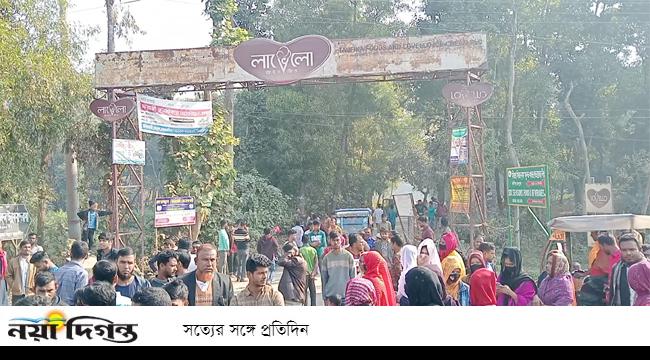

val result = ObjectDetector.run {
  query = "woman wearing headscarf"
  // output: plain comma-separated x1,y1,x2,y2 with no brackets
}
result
497,247,537,306
397,245,418,305
345,277,377,306
360,251,397,306
628,259,650,306
463,250,486,285
470,268,497,306
404,266,445,306
442,250,469,305
416,239,443,278
538,251,575,306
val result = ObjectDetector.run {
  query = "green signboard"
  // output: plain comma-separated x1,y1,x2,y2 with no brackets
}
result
506,165,549,208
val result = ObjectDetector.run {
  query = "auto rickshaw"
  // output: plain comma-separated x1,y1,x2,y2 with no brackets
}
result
545,213,649,305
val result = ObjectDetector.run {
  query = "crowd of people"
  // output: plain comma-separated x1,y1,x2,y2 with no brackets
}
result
1,210,649,306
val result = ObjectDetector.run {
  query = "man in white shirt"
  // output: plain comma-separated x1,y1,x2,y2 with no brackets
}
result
291,221,304,247
373,205,384,232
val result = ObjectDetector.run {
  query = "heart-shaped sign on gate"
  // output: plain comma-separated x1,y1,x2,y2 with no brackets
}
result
585,183,613,213
442,83,494,107
234,35,333,84
587,188,611,209
89,98,136,122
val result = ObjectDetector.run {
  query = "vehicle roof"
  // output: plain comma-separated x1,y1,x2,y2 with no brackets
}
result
547,214,650,232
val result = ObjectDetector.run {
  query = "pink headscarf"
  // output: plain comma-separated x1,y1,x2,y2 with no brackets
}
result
439,231,459,260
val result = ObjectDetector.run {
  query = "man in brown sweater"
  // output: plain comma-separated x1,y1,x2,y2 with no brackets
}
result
277,243,307,306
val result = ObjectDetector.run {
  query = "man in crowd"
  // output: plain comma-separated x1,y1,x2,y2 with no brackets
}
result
306,220,327,259
6,240,36,304
257,227,280,284
75,282,116,306
163,278,189,306
361,227,377,250
217,219,230,274
478,242,497,272
373,204,384,233
77,200,112,249
34,271,66,305
389,233,404,291
299,234,319,306
115,247,150,299
376,227,394,263
181,244,233,306
291,220,304,248
30,251,58,272
132,287,172,306
55,241,89,305
233,219,251,282
608,233,645,306
417,215,435,242
150,250,178,287
176,250,191,277
97,232,119,262
27,233,43,254
321,233,355,305
149,238,177,273
277,243,307,306
93,260,131,305
232,254,284,306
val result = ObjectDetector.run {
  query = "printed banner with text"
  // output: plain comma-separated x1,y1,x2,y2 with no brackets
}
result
450,176,470,214
137,94,213,137
450,127,468,166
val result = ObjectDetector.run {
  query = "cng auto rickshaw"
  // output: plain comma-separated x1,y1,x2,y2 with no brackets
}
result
546,213,649,305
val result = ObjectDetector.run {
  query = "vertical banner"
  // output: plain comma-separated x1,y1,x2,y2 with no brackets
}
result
450,127,469,166
585,183,613,213
112,139,146,165
137,94,213,137
450,176,470,214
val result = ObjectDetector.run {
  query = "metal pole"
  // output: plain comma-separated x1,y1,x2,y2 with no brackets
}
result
466,72,475,244
508,205,513,247
106,0,120,248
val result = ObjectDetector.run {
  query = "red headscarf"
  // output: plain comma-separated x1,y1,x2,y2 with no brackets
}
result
470,268,497,306
361,251,397,306
439,231,460,260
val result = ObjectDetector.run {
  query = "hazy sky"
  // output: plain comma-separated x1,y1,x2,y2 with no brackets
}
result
68,0,213,66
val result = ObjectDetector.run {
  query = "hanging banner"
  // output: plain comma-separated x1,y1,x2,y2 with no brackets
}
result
450,127,469,166
585,183,613,214
507,165,549,208
155,197,196,228
112,139,145,166
450,176,470,214
137,94,213,137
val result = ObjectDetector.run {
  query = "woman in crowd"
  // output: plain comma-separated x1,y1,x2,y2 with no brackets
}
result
628,259,650,306
345,277,377,306
405,266,445,306
470,268,497,306
442,251,469,305
496,247,537,306
416,238,443,277
397,244,418,305
360,251,397,306
537,251,575,306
